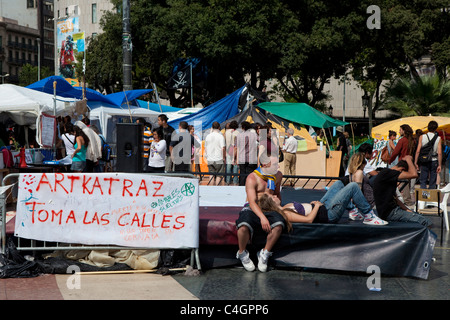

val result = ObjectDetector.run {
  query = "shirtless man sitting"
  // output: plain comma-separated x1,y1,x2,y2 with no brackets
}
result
235,152,284,272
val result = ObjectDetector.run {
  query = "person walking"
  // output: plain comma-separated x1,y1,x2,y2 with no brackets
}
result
388,124,415,205
71,124,89,172
282,128,298,186
205,121,226,185
236,121,258,186
414,120,442,189
225,121,239,185
157,114,175,172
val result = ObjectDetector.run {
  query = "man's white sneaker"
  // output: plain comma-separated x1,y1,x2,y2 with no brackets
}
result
348,208,364,221
363,215,388,226
257,249,272,272
236,250,255,272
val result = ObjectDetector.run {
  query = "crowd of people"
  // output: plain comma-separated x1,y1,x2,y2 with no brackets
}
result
136,114,296,187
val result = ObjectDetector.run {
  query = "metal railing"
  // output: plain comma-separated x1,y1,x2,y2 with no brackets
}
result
0,172,201,270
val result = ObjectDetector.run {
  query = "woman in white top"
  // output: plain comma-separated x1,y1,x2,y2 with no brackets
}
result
148,127,166,173
415,120,442,189
61,122,76,157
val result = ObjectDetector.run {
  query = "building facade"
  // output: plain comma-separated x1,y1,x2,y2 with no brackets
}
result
0,0,54,83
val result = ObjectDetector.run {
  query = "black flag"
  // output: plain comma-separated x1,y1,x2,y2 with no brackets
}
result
167,64,191,89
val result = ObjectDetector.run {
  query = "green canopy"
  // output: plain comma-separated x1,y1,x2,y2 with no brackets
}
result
257,102,349,129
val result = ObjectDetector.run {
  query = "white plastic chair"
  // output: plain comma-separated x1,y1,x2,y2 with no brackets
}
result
415,184,450,231
439,184,450,231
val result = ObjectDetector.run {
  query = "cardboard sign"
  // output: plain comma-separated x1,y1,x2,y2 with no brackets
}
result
15,173,199,249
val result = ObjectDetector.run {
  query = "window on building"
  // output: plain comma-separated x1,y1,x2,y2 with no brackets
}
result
92,3,97,23
27,0,35,8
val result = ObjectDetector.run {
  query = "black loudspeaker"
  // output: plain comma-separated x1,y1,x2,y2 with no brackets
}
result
116,123,142,172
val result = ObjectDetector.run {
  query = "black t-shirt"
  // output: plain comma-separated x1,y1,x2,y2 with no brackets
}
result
160,125,175,155
337,134,348,155
373,168,401,219
170,131,200,163
312,204,329,223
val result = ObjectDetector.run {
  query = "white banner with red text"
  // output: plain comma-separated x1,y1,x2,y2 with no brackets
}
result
15,173,199,248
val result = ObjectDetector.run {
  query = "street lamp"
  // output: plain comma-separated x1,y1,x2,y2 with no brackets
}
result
37,38,41,81
0,73,9,84
328,104,333,116
362,92,370,119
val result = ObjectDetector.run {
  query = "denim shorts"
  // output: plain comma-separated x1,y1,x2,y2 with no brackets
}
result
236,207,285,237
71,161,86,172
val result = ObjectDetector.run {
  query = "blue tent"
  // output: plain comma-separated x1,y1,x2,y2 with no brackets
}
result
27,76,152,108
168,85,246,132
136,100,182,113
105,90,152,107
27,76,113,104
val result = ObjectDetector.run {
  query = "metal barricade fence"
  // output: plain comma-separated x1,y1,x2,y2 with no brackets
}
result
0,172,201,271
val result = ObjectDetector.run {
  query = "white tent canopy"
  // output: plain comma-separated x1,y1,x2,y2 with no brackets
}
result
0,84,77,146
88,101,161,144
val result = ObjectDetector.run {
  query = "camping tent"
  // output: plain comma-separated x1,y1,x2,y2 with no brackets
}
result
88,101,160,143
220,105,317,151
257,102,349,129
168,85,246,133
372,115,450,140
27,76,112,104
0,84,77,146
136,100,181,113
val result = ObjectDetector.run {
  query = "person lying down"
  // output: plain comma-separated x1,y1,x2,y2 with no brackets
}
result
257,182,387,226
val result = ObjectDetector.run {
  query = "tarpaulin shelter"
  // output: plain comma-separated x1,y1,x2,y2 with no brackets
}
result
88,101,160,143
0,84,77,146
372,115,450,140
257,102,349,129
221,105,317,151
27,76,112,105
27,76,153,109
168,85,246,133
136,100,182,113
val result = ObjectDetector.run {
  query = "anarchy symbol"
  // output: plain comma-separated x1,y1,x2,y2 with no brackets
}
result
181,182,195,196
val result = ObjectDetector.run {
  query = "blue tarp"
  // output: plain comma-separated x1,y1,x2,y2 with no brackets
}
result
168,85,246,132
27,76,112,104
136,100,182,113
27,76,152,108
105,90,152,107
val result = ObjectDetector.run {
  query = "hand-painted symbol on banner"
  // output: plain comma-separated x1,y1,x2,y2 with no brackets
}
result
181,182,195,196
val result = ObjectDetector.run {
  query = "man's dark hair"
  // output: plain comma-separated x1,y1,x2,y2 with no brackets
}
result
179,121,189,130
428,120,438,132
158,114,169,122
397,160,409,171
241,121,251,131
229,120,238,130
81,117,90,125
212,121,220,130
359,143,373,154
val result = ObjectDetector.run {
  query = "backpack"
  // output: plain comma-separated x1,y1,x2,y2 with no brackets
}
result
380,145,390,163
417,133,438,164
100,136,112,162
1,148,13,168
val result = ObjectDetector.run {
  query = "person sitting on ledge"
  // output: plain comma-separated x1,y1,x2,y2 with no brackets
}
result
235,152,283,273
373,155,431,227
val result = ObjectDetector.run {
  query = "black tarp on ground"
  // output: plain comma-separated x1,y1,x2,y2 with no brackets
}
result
199,187,437,280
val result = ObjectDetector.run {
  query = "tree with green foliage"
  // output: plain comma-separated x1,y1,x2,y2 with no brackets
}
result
83,0,450,112
19,64,53,87
382,74,450,116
